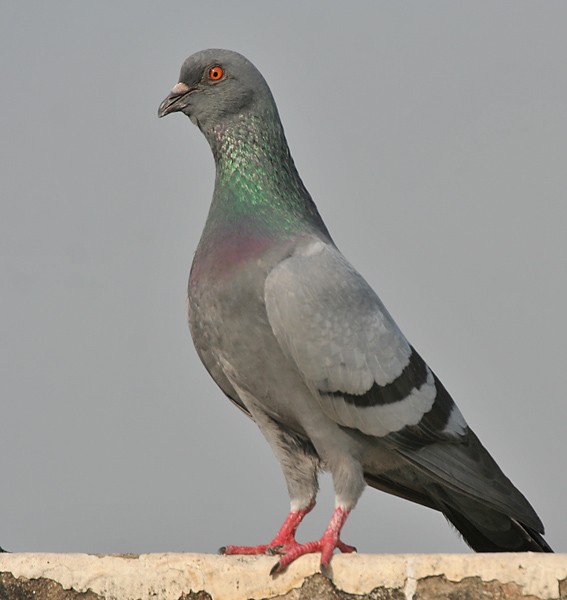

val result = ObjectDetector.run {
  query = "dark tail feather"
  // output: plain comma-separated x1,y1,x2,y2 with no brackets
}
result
428,481,553,553
441,502,553,552
521,526,554,553
365,472,553,553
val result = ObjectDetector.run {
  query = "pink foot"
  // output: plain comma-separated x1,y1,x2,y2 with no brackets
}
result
270,506,356,577
219,500,315,557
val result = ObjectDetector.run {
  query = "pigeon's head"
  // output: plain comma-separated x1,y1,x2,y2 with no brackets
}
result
158,49,274,133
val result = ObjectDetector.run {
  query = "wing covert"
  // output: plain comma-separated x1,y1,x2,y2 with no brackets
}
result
265,239,458,439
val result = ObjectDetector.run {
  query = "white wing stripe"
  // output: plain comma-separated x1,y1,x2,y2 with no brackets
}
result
322,370,437,437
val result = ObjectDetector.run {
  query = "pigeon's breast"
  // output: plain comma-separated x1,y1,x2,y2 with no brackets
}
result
187,231,309,427
189,229,276,284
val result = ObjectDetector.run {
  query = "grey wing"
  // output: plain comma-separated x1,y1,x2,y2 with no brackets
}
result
264,239,544,532
264,239,464,442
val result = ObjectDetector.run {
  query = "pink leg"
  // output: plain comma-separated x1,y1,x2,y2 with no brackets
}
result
270,506,356,576
219,499,315,556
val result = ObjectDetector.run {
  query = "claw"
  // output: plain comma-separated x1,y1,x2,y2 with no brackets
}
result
320,561,332,579
269,561,282,576
266,544,284,555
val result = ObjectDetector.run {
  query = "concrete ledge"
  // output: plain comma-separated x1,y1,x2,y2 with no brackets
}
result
0,553,566,600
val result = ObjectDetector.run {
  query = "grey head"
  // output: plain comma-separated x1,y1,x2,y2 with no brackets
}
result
158,48,331,238
158,49,277,136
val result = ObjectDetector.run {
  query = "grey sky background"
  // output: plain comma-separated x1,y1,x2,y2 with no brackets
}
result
1,2,565,555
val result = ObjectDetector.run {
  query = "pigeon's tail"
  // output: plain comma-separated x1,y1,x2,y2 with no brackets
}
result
364,429,553,553
365,470,552,552
439,500,553,552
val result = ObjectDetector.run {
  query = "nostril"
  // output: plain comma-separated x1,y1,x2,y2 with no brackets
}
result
171,81,190,95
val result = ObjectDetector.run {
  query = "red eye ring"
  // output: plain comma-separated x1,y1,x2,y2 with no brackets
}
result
208,66,224,81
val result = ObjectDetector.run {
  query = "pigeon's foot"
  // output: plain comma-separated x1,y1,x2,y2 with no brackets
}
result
219,499,315,557
270,506,355,576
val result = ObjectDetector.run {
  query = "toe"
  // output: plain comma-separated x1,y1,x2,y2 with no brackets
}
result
337,540,356,553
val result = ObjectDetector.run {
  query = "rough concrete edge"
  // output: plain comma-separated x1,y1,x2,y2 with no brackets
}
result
0,553,565,600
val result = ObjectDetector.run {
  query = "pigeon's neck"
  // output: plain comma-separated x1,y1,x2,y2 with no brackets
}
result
202,108,330,239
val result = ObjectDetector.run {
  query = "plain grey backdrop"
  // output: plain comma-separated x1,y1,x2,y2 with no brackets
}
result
1,2,565,554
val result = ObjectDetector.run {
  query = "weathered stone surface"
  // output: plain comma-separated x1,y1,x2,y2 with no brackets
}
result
0,553,565,600
0,571,103,599
262,573,405,599
414,575,545,600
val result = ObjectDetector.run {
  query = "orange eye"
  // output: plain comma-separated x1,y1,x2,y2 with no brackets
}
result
208,66,224,81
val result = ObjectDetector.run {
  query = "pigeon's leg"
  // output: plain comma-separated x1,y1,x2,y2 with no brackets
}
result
270,504,356,576
219,409,320,556
269,433,364,575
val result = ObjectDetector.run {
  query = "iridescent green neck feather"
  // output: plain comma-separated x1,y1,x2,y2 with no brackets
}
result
203,106,330,240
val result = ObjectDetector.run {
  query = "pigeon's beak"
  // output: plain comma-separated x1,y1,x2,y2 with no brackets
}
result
158,82,193,118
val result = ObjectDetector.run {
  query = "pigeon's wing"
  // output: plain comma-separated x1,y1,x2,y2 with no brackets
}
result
264,238,544,530
265,238,464,442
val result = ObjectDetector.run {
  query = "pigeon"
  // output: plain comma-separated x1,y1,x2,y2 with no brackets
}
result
158,49,552,575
